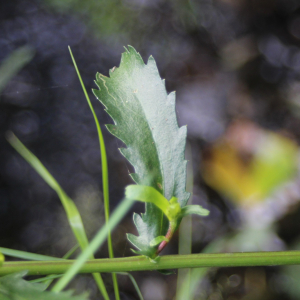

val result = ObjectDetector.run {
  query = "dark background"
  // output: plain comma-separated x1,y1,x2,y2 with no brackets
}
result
2,0,300,299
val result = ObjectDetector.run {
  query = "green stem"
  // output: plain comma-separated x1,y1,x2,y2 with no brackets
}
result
2,251,300,276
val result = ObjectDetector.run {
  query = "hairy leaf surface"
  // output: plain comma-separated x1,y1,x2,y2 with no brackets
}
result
93,46,190,257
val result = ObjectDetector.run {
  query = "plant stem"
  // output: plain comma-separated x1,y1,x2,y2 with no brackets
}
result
157,221,177,254
2,251,300,276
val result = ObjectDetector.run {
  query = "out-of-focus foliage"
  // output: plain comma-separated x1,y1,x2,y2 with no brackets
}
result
203,120,298,206
45,0,147,37
0,46,34,94
43,0,214,51
0,271,89,300
45,0,137,37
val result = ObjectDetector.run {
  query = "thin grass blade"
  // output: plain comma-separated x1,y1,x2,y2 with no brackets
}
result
52,197,133,293
40,244,80,289
116,272,144,300
0,247,63,261
30,274,62,284
6,132,109,300
68,46,120,300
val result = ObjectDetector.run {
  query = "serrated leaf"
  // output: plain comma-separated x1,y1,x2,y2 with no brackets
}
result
126,204,163,258
93,46,190,257
0,271,89,300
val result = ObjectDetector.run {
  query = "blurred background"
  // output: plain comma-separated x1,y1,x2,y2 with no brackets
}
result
2,0,300,299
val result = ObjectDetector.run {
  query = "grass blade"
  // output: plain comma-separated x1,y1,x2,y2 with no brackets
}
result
52,197,133,292
36,244,80,289
0,46,35,94
30,274,62,283
116,272,144,300
68,46,120,300
6,132,110,300
1,245,79,288
61,244,80,259
0,247,63,261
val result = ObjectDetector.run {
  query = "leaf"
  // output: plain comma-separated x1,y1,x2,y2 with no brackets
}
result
126,204,163,258
125,185,169,215
150,236,169,247
158,269,176,275
0,271,88,300
6,133,109,299
93,46,190,257
0,46,35,94
181,205,210,218
125,185,209,253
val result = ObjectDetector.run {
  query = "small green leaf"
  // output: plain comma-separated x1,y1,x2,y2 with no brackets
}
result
181,205,210,218
158,269,176,275
166,197,181,220
125,185,169,215
150,236,169,247
126,206,164,258
0,271,88,300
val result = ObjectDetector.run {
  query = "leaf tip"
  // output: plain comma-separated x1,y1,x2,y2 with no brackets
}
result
147,55,157,68
127,45,138,54
5,130,14,142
